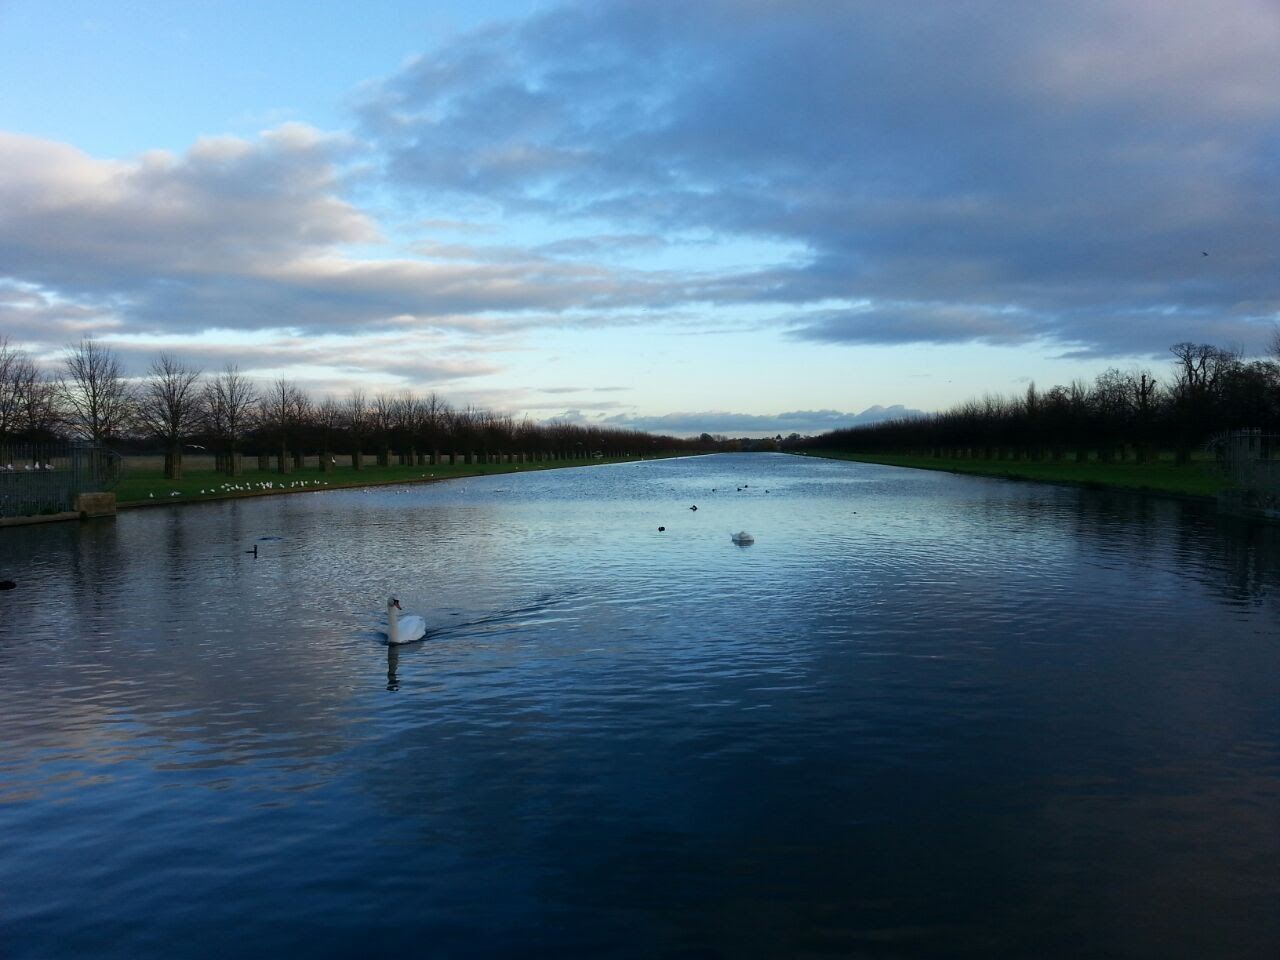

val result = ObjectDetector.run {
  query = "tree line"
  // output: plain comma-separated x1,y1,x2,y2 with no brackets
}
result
791,341,1280,463
0,338,695,478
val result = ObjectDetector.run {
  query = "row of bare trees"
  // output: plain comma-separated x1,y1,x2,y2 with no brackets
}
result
0,339,690,478
794,342,1279,462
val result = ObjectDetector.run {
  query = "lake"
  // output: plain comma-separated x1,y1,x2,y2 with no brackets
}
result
2,452,1278,958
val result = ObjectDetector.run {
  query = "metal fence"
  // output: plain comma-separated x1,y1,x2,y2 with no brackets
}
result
1211,430,1280,492
0,441,123,518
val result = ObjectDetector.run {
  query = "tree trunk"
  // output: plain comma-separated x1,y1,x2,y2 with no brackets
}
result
165,443,182,480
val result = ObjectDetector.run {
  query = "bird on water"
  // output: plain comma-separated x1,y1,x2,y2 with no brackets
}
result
385,597,427,645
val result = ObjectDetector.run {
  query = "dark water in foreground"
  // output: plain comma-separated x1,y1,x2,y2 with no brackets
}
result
2,453,1279,959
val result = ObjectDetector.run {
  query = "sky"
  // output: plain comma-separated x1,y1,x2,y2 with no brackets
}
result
2,0,1278,437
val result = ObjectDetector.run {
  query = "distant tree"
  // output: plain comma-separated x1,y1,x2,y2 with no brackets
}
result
450,405,482,457
260,379,305,473
482,410,515,457
0,337,23,439
0,338,56,440
1020,382,1041,459
18,370,61,441
1218,360,1280,432
59,340,134,443
372,392,396,466
1168,342,1239,462
344,390,369,469
1126,369,1160,461
290,391,313,469
394,393,427,465
419,392,450,458
203,364,257,475
137,353,203,479
1091,369,1134,461
315,396,343,471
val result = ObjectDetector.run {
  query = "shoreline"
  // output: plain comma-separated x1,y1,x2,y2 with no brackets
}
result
803,450,1227,503
1,454,681,527
116,469,482,510
115,454,670,509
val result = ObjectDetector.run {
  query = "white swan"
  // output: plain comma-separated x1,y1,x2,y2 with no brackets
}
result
384,597,427,645
730,531,755,545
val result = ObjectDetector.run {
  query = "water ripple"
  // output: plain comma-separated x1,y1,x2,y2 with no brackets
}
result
3,454,1280,958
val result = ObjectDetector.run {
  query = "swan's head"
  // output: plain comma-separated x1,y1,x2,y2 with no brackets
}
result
388,597,402,610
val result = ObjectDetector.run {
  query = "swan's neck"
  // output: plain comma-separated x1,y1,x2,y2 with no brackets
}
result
388,604,399,643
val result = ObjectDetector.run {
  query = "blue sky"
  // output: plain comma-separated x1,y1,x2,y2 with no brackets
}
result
2,0,1278,436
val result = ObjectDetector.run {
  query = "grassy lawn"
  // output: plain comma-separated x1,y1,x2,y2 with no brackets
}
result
114,453,666,507
807,450,1230,498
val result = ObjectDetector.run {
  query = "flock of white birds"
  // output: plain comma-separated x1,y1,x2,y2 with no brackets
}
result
147,479,332,499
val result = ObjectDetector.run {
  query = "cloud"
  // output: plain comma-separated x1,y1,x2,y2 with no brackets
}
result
559,405,925,438
8,0,1280,422
0,127,762,354
361,0,1280,354
0,281,123,349
0,126,373,285
788,302,1048,348
535,234,668,259
80,324,503,391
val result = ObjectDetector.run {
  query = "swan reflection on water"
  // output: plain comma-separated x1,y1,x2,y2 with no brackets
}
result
386,644,400,692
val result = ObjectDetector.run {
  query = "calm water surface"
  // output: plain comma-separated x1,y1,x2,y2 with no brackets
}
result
2,453,1279,958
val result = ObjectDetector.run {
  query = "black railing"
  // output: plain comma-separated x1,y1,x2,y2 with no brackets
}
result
1211,429,1280,492
0,442,123,518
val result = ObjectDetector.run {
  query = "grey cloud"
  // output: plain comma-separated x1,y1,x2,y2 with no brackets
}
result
535,234,668,259
96,327,502,385
0,127,373,288
363,0,1280,355
0,129,775,354
583,405,925,438
0,282,123,350
533,385,630,396
788,303,1049,347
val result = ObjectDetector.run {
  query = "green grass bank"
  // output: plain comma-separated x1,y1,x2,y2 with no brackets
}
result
806,450,1230,499
115,453,673,508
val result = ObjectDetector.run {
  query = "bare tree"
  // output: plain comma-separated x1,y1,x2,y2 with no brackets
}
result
260,379,305,473
137,353,203,479
203,364,258,475
450,405,481,460
1169,342,1240,462
421,392,450,460
60,340,134,442
388,392,421,465
290,391,313,469
0,337,19,439
344,389,369,469
0,337,50,440
1126,368,1160,462
19,370,61,441
315,396,343,471
372,392,396,466
1170,342,1238,401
